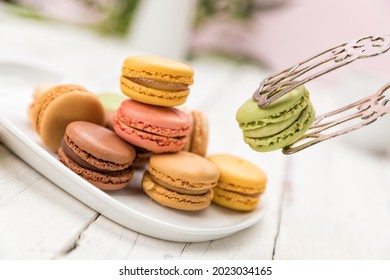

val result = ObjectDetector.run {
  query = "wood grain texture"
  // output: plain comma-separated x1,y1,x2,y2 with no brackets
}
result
274,142,390,259
0,145,98,259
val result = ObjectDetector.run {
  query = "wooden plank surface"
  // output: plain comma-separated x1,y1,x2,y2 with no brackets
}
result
0,145,98,259
274,142,390,259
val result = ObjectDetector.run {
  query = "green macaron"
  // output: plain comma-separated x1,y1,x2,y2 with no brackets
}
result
236,85,315,152
97,92,127,112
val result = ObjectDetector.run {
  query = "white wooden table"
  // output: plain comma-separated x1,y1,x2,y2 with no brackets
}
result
1,9,390,260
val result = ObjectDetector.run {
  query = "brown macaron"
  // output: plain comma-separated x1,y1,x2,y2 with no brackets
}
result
132,146,153,169
58,121,136,190
30,84,105,152
142,151,219,211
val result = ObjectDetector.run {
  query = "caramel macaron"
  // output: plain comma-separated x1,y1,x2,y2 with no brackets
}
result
183,110,209,157
30,84,105,152
58,121,136,190
28,82,56,124
207,154,267,211
120,56,194,106
142,151,219,211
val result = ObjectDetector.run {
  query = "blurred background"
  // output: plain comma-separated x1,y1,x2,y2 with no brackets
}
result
1,0,390,70
1,0,390,152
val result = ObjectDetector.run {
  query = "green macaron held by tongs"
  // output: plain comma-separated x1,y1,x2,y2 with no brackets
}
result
236,85,315,152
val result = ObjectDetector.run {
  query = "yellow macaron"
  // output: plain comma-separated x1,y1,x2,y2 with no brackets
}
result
120,55,194,106
207,154,267,211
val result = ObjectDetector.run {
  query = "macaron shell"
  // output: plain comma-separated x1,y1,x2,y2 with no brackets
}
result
114,116,188,153
58,147,134,190
149,151,220,188
189,111,209,157
38,91,105,152
212,187,260,212
120,75,189,107
115,99,191,137
32,82,57,100
122,55,194,84
244,102,315,152
207,154,267,190
142,172,213,211
236,85,309,130
30,84,87,132
65,121,135,166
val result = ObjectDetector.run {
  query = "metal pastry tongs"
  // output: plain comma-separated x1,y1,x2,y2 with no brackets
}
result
252,35,390,154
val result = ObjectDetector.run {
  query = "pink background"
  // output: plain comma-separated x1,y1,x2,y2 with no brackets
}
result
193,0,390,76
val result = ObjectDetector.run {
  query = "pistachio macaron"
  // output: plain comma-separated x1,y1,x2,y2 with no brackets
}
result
120,55,194,106
142,151,219,211
236,85,315,152
208,154,267,211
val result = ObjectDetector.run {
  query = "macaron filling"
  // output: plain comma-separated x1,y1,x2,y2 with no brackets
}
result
216,181,264,196
243,112,300,138
244,103,315,151
213,187,260,211
214,186,261,198
114,117,188,144
58,148,134,190
120,76,190,103
142,172,214,211
128,77,188,91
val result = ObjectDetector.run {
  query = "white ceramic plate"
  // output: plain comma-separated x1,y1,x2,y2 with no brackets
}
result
0,62,264,242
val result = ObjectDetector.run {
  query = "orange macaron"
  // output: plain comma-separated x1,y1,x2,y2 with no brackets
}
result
29,84,105,152
142,151,220,211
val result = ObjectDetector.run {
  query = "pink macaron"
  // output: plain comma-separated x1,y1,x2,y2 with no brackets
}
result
113,99,191,153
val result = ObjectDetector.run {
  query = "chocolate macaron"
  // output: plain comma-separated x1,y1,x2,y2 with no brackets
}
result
58,121,136,190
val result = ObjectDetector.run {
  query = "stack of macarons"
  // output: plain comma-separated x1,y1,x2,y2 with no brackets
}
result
111,55,219,210
236,85,315,152
113,55,195,155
